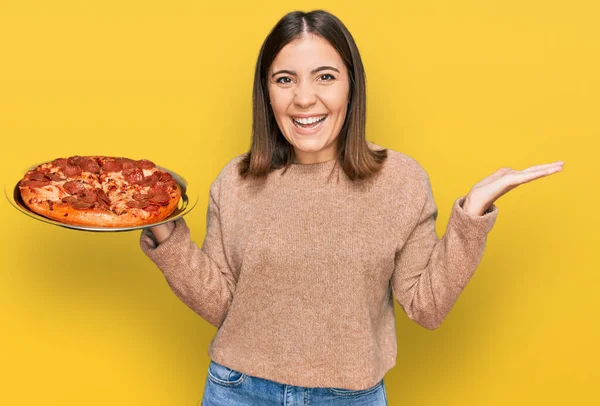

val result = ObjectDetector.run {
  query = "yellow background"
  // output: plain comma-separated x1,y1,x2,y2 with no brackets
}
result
1,1,597,405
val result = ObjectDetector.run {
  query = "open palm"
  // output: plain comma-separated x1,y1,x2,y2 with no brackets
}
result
463,161,565,216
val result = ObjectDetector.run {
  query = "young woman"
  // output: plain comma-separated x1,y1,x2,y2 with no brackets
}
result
141,10,563,405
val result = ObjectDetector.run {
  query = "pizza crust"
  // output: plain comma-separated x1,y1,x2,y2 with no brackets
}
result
21,184,181,227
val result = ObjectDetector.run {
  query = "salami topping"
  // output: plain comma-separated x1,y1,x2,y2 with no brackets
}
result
102,159,123,173
79,158,100,174
126,200,150,209
148,191,170,205
45,173,65,182
28,171,46,181
63,180,87,195
137,159,155,169
77,190,97,204
61,195,93,209
118,158,137,170
149,182,168,193
133,192,152,201
63,165,82,177
144,204,160,212
52,158,68,168
66,156,99,173
69,156,92,168
61,196,78,205
158,172,178,188
72,200,94,210
96,189,111,205
159,172,173,182
21,179,52,188
123,167,144,184
139,171,161,186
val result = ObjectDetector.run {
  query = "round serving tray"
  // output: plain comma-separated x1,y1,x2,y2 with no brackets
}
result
5,164,198,232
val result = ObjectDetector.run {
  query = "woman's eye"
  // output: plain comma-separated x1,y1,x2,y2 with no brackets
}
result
319,74,335,81
276,77,292,84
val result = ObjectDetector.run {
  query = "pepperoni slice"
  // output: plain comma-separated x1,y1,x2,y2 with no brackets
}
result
126,200,150,209
137,159,155,169
139,172,161,186
79,158,100,174
78,190,97,204
149,181,168,193
157,173,178,189
63,165,82,177
66,156,99,173
144,204,160,212
45,173,66,182
67,156,82,166
72,200,93,210
61,195,93,210
132,192,152,201
63,180,86,195
102,159,123,173
20,179,52,188
96,189,111,205
52,158,68,168
61,196,78,205
148,191,170,205
159,172,173,182
27,171,46,181
118,158,137,170
123,167,144,184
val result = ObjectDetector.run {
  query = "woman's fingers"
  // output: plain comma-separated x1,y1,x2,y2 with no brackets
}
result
506,165,563,187
522,161,564,173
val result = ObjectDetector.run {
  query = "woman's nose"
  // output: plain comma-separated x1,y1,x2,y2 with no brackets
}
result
294,81,318,108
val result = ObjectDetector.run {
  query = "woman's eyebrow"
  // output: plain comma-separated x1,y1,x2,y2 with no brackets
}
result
271,66,340,78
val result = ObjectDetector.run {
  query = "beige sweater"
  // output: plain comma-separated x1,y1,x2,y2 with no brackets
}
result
139,143,499,390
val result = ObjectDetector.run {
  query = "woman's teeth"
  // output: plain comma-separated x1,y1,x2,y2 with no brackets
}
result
292,115,327,129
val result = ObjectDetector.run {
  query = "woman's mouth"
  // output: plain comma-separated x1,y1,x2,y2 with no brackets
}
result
290,115,328,134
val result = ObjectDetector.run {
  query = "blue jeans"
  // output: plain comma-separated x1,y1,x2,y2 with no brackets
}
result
202,360,388,405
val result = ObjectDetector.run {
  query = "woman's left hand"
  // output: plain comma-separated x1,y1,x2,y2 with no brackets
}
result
463,161,565,216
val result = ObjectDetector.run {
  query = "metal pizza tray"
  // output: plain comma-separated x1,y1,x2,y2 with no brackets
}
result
5,164,198,232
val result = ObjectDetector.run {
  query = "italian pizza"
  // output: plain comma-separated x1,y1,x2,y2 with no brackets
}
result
18,156,182,227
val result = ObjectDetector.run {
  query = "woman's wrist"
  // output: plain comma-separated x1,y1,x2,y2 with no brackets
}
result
149,221,176,244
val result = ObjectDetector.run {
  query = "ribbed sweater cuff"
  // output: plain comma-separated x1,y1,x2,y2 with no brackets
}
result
449,196,499,240
139,218,190,271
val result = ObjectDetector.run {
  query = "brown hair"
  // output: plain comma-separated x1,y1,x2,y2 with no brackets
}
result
237,9,388,181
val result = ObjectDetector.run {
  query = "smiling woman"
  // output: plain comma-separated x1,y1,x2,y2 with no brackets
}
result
268,35,350,164
237,9,388,180
138,7,539,406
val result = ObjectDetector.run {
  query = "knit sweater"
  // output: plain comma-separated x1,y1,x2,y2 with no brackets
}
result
139,143,499,390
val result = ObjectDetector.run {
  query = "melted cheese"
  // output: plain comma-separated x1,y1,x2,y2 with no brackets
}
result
30,185,68,202
102,171,154,218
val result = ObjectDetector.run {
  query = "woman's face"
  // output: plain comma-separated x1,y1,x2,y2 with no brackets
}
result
267,34,350,164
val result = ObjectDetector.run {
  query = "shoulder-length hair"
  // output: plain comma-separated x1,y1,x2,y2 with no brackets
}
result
237,9,388,181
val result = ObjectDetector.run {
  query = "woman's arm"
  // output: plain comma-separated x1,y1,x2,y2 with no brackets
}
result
391,171,499,330
139,180,237,328
392,160,563,330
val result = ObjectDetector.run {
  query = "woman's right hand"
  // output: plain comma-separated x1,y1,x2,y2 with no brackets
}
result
149,221,176,244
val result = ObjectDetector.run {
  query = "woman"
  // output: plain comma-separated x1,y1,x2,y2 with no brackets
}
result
140,10,563,405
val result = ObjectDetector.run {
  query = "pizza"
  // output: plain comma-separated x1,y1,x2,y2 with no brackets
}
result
18,156,182,227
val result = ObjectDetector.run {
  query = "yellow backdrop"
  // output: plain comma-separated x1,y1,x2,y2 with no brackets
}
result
1,1,597,405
